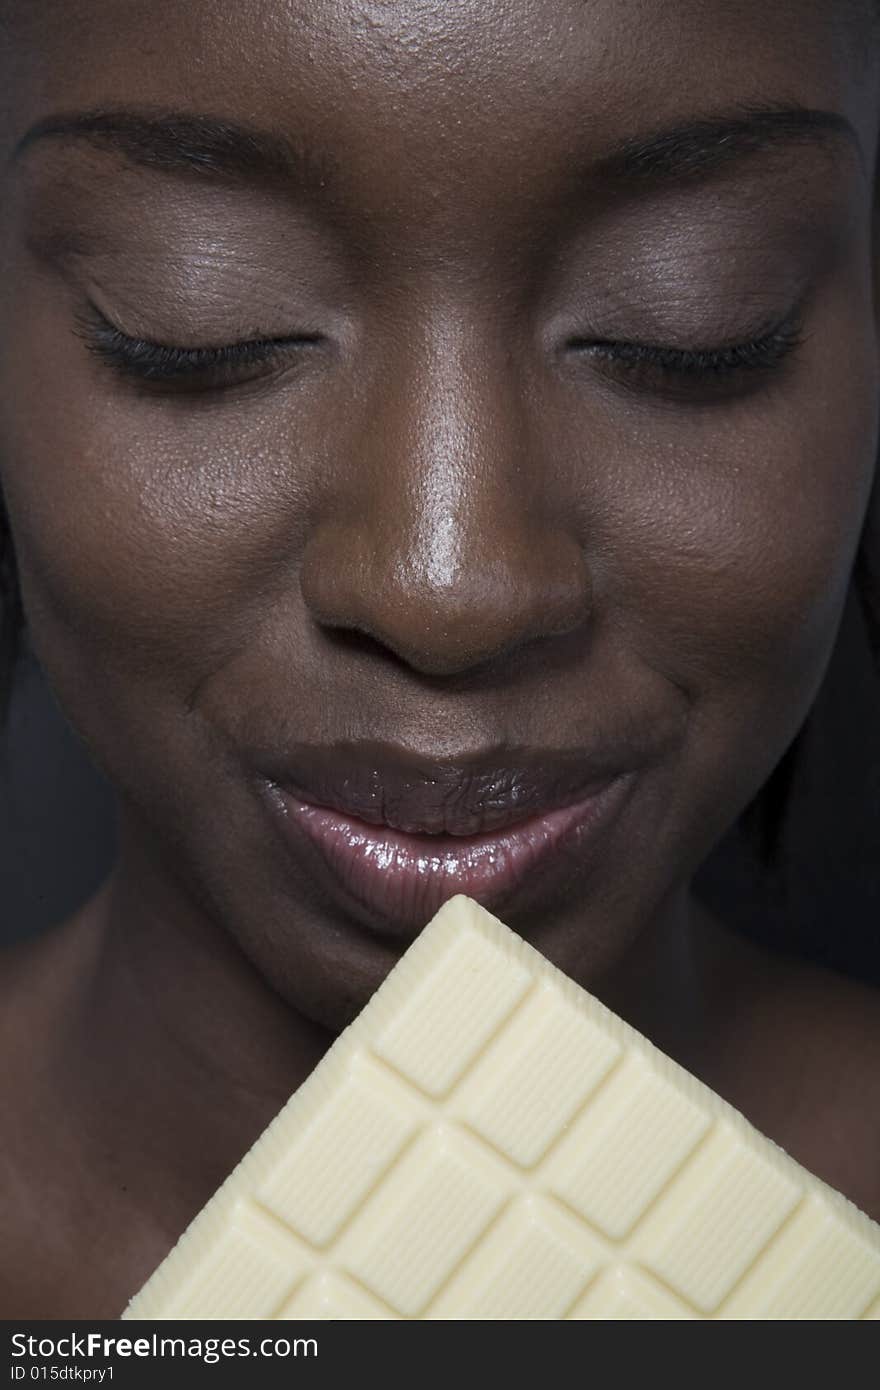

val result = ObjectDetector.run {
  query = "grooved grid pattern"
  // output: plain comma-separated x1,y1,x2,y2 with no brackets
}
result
123,897,880,1321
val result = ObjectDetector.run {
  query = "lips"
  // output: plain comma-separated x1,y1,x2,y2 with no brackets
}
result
252,739,633,834
271,782,632,929
253,740,639,936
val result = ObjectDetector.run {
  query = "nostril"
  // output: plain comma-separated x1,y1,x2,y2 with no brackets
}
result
317,620,503,683
300,515,592,679
321,624,412,668
317,609,589,685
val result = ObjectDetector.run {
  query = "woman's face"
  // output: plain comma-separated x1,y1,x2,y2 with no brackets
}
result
1,0,877,1026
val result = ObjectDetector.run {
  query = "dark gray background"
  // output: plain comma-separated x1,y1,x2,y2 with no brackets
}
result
0,636,116,945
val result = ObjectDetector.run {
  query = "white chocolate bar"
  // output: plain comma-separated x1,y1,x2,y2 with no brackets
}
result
123,895,880,1320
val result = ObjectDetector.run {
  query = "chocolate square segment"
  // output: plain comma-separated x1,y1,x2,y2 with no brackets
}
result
123,896,880,1321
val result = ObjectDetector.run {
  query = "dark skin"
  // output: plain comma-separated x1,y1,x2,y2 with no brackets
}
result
0,0,879,1318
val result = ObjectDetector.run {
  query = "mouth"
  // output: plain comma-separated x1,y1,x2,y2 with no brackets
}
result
253,741,639,937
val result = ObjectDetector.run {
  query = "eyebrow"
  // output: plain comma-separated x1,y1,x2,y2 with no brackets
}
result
9,107,339,195
596,105,863,183
9,101,862,196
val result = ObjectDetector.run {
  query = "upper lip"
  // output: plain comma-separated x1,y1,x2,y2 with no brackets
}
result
252,738,635,837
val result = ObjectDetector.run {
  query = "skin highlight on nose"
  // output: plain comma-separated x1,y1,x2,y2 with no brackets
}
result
297,313,593,675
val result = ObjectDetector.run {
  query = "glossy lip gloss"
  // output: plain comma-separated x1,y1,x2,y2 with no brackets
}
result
261,773,635,935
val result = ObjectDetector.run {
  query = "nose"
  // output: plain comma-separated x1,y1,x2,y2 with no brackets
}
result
299,323,592,677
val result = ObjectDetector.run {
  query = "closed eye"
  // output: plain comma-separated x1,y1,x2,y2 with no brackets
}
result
568,308,806,398
73,303,321,391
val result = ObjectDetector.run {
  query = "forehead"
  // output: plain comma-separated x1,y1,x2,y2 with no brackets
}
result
7,1,876,132
3,0,877,248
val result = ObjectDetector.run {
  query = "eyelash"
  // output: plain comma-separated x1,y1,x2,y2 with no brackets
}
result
73,304,318,391
73,303,805,397
570,311,805,395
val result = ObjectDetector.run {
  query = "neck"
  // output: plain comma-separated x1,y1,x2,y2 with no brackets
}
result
55,809,332,1239
588,883,767,1086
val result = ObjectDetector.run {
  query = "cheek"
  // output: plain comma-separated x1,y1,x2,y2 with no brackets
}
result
580,293,877,706
0,304,326,716
586,371,877,825
612,436,857,690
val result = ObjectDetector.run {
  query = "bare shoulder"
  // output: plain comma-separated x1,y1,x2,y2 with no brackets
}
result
777,960,880,1221
707,922,880,1223
761,951,880,1089
0,909,109,1316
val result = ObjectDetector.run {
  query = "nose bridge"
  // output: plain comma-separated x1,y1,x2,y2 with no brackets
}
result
399,317,526,594
300,310,591,675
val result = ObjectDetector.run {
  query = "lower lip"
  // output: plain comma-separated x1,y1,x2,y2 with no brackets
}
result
261,775,634,936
